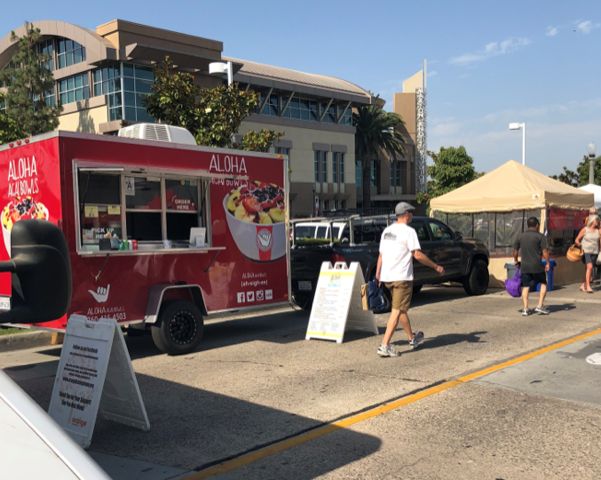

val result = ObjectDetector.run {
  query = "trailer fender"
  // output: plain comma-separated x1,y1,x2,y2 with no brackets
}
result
144,283,207,325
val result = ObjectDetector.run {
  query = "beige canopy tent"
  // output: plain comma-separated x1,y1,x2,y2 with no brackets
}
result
430,160,593,213
430,160,594,288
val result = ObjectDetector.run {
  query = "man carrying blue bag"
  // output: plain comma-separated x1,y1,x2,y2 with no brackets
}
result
375,202,445,357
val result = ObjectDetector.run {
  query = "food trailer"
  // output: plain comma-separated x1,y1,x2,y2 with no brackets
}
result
0,130,290,354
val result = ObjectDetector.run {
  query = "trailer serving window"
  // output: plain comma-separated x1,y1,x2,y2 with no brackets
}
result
77,168,208,252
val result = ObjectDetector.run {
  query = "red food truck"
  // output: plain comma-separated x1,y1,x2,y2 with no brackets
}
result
0,129,290,354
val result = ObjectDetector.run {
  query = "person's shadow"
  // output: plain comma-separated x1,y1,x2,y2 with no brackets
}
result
396,330,487,350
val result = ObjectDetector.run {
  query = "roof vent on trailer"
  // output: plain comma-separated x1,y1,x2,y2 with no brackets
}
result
117,123,196,145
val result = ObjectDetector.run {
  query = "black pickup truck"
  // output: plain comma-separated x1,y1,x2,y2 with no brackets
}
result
291,215,490,310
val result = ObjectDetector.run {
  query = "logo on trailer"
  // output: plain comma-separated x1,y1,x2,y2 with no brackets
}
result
256,227,273,251
88,285,110,303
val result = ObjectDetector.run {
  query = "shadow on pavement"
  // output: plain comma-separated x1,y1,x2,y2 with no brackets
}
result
393,330,488,351
411,285,488,307
34,308,313,361
3,367,381,480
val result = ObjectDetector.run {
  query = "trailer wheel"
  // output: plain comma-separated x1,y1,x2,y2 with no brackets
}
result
151,300,204,355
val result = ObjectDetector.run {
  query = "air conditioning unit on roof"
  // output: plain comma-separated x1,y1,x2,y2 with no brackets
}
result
118,123,196,145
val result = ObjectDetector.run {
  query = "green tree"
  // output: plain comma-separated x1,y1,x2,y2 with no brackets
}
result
575,155,601,185
0,23,61,142
427,146,477,198
144,59,200,134
353,97,405,209
146,58,281,150
551,166,580,187
551,155,601,186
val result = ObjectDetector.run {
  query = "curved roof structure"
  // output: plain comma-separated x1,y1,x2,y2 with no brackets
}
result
226,57,372,104
0,20,116,68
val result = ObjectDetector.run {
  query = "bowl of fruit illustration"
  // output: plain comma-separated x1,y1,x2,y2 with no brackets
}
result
1,196,49,255
223,181,286,261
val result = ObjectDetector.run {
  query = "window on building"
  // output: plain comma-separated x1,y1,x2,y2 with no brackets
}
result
314,150,328,183
33,88,57,107
275,146,290,162
122,63,154,122
370,159,378,187
59,73,89,104
391,160,403,187
93,65,122,120
332,152,345,184
339,107,352,125
37,39,55,71
260,92,279,116
57,38,86,69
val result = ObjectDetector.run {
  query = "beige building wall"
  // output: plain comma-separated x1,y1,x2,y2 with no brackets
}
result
239,119,357,217
58,101,109,133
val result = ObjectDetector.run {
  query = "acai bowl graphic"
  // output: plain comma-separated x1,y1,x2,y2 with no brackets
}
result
1,196,49,254
223,181,286,261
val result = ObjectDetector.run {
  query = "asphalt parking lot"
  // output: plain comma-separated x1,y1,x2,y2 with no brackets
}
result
2,283,601,479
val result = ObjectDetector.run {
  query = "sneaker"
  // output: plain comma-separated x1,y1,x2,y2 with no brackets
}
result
409,331,424,349
521,308,531,316
377,345,399,357
534,305,550,315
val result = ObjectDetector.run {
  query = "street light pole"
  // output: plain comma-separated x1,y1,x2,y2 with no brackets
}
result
588,142,597,184
508,122,526,165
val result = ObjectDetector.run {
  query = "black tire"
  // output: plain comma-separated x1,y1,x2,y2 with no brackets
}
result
151,300,204,355
463,259,489,295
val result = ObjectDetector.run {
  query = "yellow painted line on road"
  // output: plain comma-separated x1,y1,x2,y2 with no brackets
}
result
186,327,601,479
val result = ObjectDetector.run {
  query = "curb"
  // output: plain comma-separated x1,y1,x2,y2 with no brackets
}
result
0,331,54,353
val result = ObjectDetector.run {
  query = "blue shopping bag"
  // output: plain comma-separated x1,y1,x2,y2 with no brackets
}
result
368,279,391,313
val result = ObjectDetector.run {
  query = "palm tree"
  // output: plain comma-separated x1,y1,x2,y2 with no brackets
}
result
353,97,405,210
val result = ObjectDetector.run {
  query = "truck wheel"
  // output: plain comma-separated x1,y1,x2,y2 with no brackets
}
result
463,259,489,296
151,300,204,355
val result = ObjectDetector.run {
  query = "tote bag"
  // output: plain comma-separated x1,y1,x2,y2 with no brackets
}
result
504,267,522,298
367,279,391,313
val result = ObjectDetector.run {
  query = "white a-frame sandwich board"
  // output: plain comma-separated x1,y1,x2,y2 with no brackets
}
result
49,315,150,449
306,262,378,343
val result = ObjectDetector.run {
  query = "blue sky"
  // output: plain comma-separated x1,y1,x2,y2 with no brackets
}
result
1,0,600,176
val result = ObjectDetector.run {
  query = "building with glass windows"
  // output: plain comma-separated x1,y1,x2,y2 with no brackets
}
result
0,19,418,217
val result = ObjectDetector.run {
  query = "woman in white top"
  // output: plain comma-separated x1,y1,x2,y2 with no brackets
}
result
575,214,600,293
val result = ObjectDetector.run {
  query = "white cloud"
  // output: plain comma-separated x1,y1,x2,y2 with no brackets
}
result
546,26,559,37
575,20,601,34
449,37,531,66
427,70,438,78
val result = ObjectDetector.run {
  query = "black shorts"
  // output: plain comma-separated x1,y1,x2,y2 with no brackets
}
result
583,253,598,265
521,272,546,289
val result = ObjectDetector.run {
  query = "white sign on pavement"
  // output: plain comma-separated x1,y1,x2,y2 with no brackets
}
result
48,315,150,449
306,262,378,343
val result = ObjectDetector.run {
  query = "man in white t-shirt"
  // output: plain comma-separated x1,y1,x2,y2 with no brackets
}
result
375,202,444,357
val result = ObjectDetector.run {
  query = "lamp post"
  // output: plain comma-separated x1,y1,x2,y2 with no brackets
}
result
588,142,597,184
208,61,233,86
508,122,526,165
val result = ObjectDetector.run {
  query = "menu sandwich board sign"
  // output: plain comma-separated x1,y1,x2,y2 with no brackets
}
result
48,315,150,449
306,262,378,343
